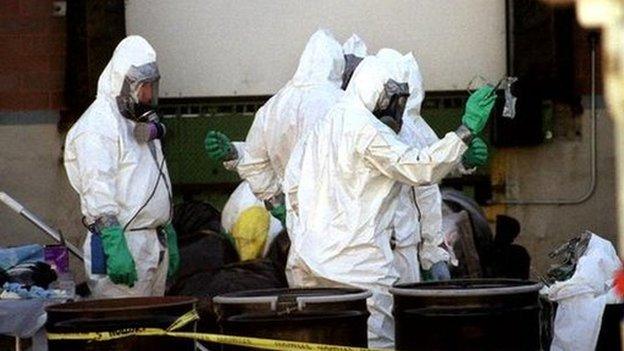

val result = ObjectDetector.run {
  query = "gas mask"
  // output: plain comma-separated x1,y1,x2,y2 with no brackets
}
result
116,61,160,122
133,109,166,143
341,54,364,90
372,79,410,134
115,61,165,143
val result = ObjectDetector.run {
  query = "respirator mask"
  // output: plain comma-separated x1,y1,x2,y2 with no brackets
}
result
372,79,410,134
133,109,166,143
115,61,165,143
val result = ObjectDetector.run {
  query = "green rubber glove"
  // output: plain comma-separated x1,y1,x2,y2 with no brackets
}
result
463,137,488,167
270,204,287,226
164,223,180,280
461,85,497,135
100,225,137,287
204,131,235,162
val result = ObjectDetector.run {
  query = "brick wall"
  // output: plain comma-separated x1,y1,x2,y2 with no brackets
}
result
0,0,66,111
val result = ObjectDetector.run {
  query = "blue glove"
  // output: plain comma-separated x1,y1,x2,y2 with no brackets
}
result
429,261,451,281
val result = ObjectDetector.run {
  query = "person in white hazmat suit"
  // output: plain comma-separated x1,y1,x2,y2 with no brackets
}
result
204,30,366,225
64,36,179,298
376,49,489,284
282,55,496,348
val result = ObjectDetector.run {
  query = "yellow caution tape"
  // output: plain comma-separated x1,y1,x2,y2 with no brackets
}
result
47,309,383,351
166,309,200,331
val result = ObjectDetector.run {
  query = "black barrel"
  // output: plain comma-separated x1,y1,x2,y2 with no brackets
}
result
213,288,371,350
595,303,624,350
392,279,542,351
46,296,197,351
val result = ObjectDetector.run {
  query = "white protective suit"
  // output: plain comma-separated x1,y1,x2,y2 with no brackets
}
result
227,30,365,201
376,49,450,284
544,233,622,351
283,55,468,349
64,36,171,298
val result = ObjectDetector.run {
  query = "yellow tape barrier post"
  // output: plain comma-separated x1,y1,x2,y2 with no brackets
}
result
47,309,386,351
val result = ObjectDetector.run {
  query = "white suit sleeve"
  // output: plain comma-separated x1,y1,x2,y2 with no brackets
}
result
72,132,120,219
360,125,468,187
446,162,477,177
223,141,246,171
283,140,305,216
414,185,450,269
236,114,281,201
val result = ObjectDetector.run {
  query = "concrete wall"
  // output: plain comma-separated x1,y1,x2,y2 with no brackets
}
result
489,96,617,276
126,0,506,97
0,112,85,280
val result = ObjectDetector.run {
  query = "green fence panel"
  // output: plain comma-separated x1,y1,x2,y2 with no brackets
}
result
159,94,491,187
160,102,260,185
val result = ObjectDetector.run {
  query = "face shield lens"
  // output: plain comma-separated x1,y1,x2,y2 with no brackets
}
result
134,82,159,120
151,80,159,108
128,62,160,83
127,62,160,103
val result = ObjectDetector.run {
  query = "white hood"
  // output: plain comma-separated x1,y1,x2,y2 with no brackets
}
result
342,55,410,113
97,35,157,101
292,29,344,87
376,48,439,146
342,33,367,57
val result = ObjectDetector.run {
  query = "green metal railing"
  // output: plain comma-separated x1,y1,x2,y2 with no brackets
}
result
160,100,264,186
159,93,481,188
